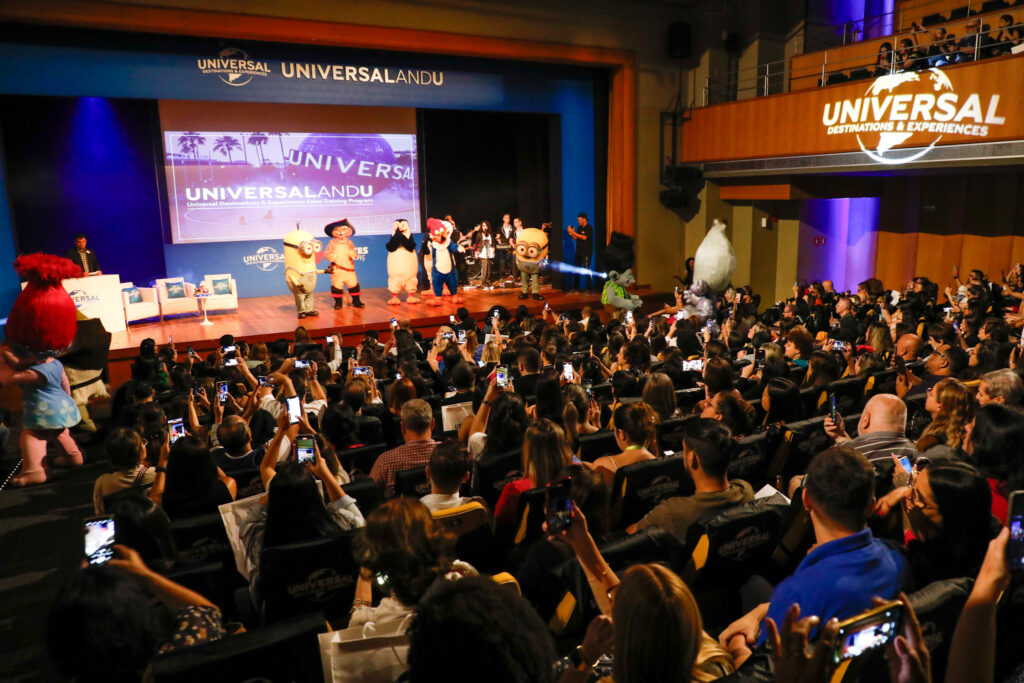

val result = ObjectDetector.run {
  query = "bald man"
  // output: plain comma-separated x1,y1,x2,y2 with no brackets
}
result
895,334,923,363
824,393,917,464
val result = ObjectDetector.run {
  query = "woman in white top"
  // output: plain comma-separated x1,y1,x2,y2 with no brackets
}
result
350,497,476,631
476,221,495,288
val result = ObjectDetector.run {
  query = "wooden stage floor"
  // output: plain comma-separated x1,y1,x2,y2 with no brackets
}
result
109,284,607,357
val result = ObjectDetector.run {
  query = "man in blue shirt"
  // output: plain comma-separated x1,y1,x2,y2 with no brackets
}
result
719,446,909,665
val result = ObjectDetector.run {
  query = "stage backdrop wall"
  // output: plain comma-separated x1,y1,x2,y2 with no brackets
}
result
0,29,599,304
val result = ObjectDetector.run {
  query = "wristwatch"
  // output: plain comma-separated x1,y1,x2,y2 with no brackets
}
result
568,645,595,672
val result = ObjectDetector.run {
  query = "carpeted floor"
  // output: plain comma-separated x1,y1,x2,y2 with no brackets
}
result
0,425,111,683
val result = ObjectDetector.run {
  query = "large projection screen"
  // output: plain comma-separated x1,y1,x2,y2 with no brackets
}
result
158,100,420,243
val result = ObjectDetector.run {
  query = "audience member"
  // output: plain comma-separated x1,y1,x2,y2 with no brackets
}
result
93,428,157,514
494,419,571,525
628,418,754,539
977,368,1023,406
421,440,478,511
915,377,974,457
590,402,658,486
370,399,438,497
825,393,917,464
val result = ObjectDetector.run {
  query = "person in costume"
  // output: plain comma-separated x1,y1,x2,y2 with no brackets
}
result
283,228,332,319
2,254,85,486
324,218,364,309
386,219,421,305
515,226,548,300
426,217,464,305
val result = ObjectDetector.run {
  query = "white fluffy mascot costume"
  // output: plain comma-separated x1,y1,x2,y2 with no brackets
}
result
685,218,736,321
386,219,420,305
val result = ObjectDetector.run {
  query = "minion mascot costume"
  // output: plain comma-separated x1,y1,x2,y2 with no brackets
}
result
426,217,464,305
515,227,549,301
284,228,333,319
386,218,420,305
324,218,364,309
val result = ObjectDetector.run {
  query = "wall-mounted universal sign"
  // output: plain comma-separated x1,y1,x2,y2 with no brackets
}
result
678,57,1022,166
822,68,1006,164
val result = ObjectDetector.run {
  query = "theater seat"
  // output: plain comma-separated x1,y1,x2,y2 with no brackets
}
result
510,486,548,547
474,449,523,510
682,499,789,630
170,512,233,566
164,560,241,622
152,613,326,683
259,531,361,627
908,577,974,683
342,477,383,517
727,429,793,491
610,456,693,528
578,430,619,463
864,369,896,399
655,415,696,453
433,500,496,573
342,442,388,476
827,375,868,414
394,466,431,498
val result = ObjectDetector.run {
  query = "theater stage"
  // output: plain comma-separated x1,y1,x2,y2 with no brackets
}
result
106,284,617,384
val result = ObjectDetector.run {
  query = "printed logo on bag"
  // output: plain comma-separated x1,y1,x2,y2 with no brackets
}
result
197,48,271,87
243,246,286,272
287,568,353,602
822,68,1006,164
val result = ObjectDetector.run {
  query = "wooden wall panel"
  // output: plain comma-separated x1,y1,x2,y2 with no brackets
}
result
875,230,920,287
681,56,1024,162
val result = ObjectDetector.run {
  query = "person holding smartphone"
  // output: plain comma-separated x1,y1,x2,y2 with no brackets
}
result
47,545,228,681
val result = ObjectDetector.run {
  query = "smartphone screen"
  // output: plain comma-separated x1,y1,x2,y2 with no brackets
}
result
286,395,301,424
582,379,593,398
458,330,467,344
898,456,913,474
832,602,902,664
295,434,315,464
443,332,453,341
168,418,185,443
450,315,456,324
353,366,371,376
829,394,838,422
1008,491,1024,572
222,345,236,354
563,362,574,381
675,310,685,321
188,346,196,357
258,375,271,387
390,318,398,329
217,381,228,404
496,367,508,388
625,310,633,324
84,516,116,565
545,476,573,533
294,359,309,369
477,359,486,368
223,358,238,367
755,348,765,369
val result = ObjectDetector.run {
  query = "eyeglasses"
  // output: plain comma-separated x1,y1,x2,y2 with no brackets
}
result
909,484,938,511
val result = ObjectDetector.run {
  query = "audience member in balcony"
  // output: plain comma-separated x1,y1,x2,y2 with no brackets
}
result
915,377,975,458
591,402,658,486
965,403,1024,523
991,14,1022,55
825,393,918,465
627,418,753,539
720,447,908,665
957,19,994,60
874,459,993,587
873,41,895,76
927,25,949,59
896,37,926,70
977,368,1023,406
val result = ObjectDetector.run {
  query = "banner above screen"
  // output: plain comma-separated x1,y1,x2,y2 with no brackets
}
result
158,101,420,243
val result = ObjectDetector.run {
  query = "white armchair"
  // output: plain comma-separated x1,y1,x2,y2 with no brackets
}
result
121,281,159,325
201,273,239,313
155,277,198,320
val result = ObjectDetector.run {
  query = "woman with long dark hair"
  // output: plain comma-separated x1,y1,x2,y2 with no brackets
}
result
759,377,801,426
155,436,236,520
466,388,529,460
493,419,572,525
966,403,1024,523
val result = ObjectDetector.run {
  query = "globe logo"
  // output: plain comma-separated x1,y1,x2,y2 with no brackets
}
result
243,246,285,272
67,290,86,309
195,48,271,87
218,48,253,87
855,69,954,164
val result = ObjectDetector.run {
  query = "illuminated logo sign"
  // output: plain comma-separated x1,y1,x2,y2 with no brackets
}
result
197,48,271,87
822,68,1006,164
243,246,285,272
66,290,101,309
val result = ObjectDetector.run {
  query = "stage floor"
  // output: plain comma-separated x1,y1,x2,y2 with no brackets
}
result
109,283,606,356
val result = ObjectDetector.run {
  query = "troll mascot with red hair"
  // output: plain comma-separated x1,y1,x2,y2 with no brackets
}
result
4,254,84,486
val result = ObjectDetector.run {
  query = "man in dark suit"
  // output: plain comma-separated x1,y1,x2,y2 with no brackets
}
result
64,233,101,276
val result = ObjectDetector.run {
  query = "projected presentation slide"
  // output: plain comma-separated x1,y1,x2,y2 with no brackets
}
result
158,101,421,244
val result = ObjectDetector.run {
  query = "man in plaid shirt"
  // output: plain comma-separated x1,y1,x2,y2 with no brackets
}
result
370,399,438,497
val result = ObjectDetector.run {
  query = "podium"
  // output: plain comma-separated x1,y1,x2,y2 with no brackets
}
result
62,275,126,333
